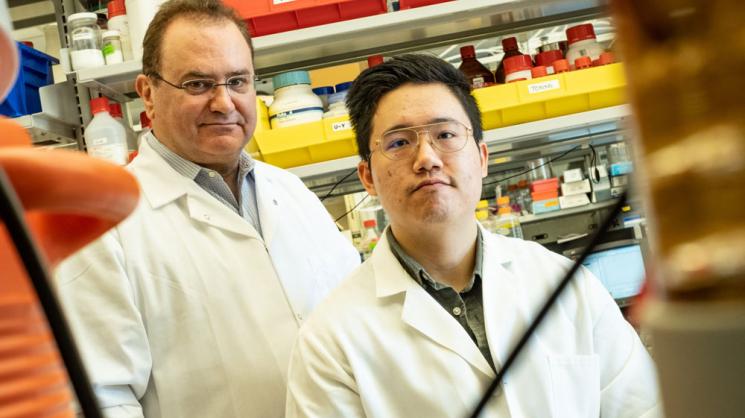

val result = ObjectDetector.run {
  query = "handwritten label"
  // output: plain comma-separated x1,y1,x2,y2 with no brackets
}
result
527,79,560,94
332,120,352,132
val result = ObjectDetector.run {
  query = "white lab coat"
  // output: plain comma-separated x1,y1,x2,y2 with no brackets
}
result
286,228,662,418
55,139,360,418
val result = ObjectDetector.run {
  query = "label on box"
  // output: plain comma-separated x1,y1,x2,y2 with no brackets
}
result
332,120,352,132
527,79,560,94
273,0,295,4
72,32,94,42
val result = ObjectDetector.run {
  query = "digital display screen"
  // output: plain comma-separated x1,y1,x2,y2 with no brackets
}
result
582,245,645,300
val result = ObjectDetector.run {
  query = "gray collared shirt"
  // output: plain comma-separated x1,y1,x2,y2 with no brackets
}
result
386,227,495,372
146,133,262,236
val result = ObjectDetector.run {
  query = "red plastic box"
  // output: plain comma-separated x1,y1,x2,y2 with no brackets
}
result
530,178,560,194
224,0,388,37
398,0,453,9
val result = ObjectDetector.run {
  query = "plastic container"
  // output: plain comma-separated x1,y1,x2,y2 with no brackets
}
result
84,97,128,165
0,42,58,117
109,102,137,150
107,0,133,61
552,59,570,73
535,49,564,74
312,86,334,111
575,56,592,70
458,45,495,89
398,0,453,8
597,52,615,66
367,54,384,68
495,37,525,84
503,54,533,83
360,219,379,260
269,71,323,129
328,81,352,106
102,30,124,65
531,66,548,78
126,0,164,61
68,12,104,70
494,196,523,239
565,23,604,68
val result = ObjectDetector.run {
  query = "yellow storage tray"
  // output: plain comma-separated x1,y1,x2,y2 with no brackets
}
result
473,63,627,130
253,116,357,168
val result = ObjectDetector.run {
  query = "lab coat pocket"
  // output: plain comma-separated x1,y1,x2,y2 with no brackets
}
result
547,354,600,418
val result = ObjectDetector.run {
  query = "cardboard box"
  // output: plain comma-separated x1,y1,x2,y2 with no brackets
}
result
563,168,584,183
532,198,561,214
561,179,591,196
560,193,591,209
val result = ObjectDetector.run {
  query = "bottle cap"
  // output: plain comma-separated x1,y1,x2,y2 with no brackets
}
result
68,12,98,24
497,196,510,206
476,200,489,209
107,0,126,18
312,86,334,96
497,207,512,215
367,54,384,67
460,45,476,59
89,97,110,115
553,59,570,73
272,70,311,89
598,51,615,65
363,219,377,228
335,81,353,92
501,37,518,52
574,56,592,69
102,30,121,40
139,111,151,129
531,66,548,78
109,102,123,118
535,50,563,67
566,23,597,45
503,54,533,75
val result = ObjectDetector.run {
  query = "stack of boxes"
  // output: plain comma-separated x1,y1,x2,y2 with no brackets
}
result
559,168,591,209
589,164,612,202
530,178,560,214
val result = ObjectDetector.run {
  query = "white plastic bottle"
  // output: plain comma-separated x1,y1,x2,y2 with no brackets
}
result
269,70,323,129
109,102,137,150
107,0,133,61
126,0,164,61
85,97,129,165
565,23,605,68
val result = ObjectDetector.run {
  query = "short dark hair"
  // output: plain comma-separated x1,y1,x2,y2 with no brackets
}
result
346,54,483,161
142,0,253,77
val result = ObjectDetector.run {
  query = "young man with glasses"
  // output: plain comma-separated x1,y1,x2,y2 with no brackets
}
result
54,1,359,417
285,54,660,418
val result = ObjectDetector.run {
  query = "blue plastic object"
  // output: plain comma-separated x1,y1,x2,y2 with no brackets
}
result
334,81,353,92
0,42,59,118
312,86,335,96
272,70,311,90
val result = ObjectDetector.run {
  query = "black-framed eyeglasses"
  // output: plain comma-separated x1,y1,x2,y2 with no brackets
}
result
149,73,258,96
373,120,473,160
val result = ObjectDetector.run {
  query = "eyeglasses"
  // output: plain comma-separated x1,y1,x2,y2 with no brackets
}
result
150,73,257,96
374,120,473,160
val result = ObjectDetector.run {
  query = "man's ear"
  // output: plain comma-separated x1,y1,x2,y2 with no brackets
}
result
135,74,155,121
479,142,489,178
358,159,377,196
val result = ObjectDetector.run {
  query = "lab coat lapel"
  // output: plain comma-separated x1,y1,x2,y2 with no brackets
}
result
372,233,496,379
252,163,280,248
185,192,259,239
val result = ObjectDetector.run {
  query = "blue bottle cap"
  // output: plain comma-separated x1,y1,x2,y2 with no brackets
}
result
272,70,311,90
334,81,353,92
312,86,335,95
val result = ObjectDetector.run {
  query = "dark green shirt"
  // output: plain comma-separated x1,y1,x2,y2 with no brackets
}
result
386,228,495,372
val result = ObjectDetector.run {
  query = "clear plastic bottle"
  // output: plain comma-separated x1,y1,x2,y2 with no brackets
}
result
84,97,128,165
107,0,133,61
68,12,105,70
495,37,525,84
494,196,524,239
360,219,380,261
458,45,495,89
102,30,124,65
109,102,137,150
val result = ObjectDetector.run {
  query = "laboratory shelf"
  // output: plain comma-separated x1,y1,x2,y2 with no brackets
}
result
13,112,78,147
518,199,618,224
68,0,606,99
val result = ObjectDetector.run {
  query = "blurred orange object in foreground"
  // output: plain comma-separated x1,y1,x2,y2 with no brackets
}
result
0,117,139,417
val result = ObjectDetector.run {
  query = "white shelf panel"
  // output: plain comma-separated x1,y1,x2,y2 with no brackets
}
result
519,199,617,224
14,112,78,147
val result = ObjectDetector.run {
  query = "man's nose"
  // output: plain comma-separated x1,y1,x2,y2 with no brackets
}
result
412,130,442,172
209,85,236,114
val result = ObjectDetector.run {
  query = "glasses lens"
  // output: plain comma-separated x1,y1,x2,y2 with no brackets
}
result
381,129,418,159
226,76,252,94
430,121,469,153
181,79,215,95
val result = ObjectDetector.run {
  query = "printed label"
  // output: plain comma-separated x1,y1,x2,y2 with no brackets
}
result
72,32,94,42
89,143,127,165
273,0,295,4
471,77,485,89
332,120,352,132
92,137,107,146
527,79,560,94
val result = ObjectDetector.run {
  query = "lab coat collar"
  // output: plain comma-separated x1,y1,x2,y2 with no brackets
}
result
371,225,518,379
131,139,260,239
